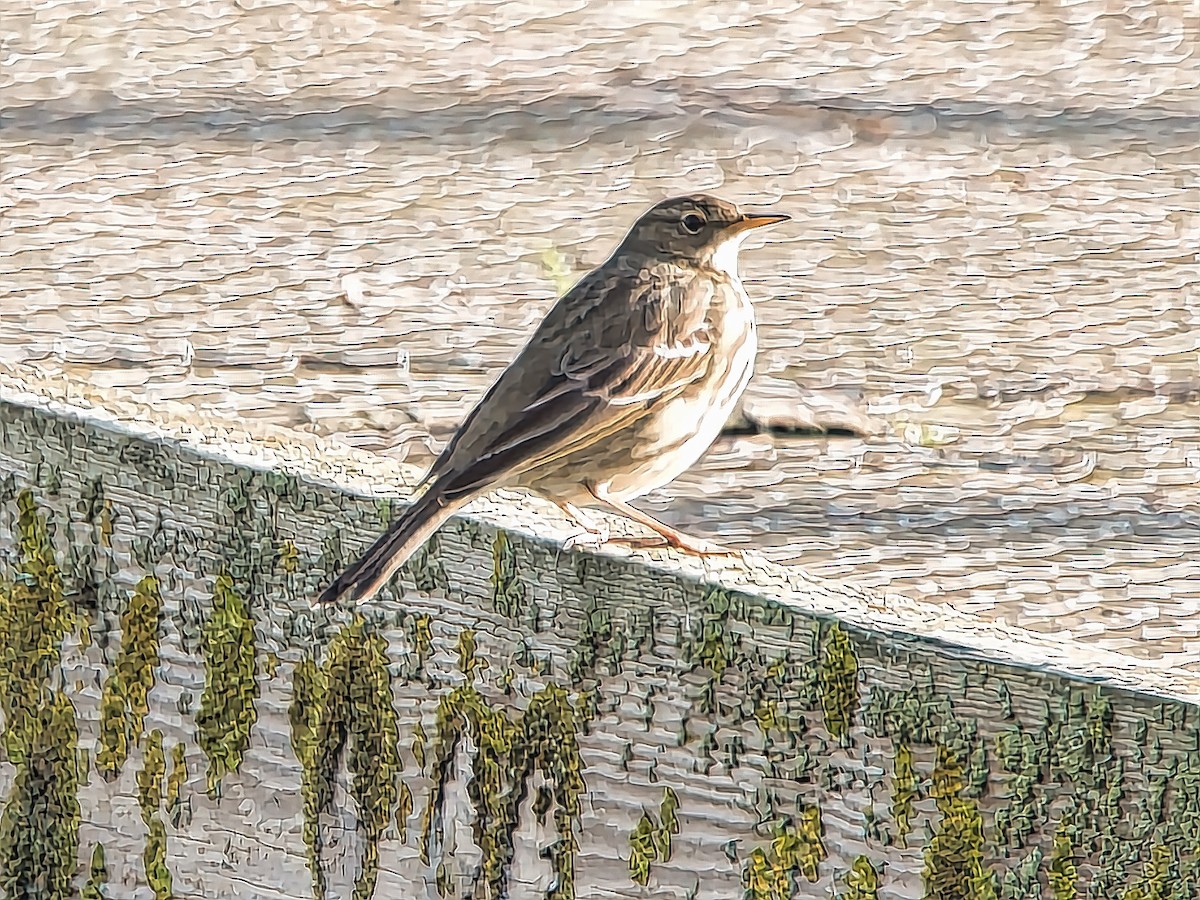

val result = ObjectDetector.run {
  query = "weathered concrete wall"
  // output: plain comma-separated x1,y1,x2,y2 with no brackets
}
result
0,364,1198,900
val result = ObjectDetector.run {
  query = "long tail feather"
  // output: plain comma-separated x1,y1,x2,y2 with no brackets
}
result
316,488,466,605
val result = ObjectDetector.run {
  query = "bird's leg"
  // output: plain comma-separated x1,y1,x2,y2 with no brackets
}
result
552,499,611,552
587,485,740,557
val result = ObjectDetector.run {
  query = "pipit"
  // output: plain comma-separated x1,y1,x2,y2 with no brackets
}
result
318,193,788,605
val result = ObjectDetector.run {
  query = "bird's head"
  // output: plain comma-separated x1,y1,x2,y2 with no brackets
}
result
617,193,789,275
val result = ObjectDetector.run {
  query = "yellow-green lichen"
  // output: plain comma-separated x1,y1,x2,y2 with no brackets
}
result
412,720,428,771
819,622,859,742
289,656,328,900
295,619,402,900
408,532,450,595
0,691,81,900
628,788,682,886
1048,821,1078,900
143,817,173,900
994,724,1047,848
923,742,997,900
96,574,163,781
539,245,577,295
0,490,80,764
491,530,525,618
397,780,414,843
658,786,680,862
276,539,299,574
891,741,915,846
421,635,585,900
195,574,260,796
165,742,189,828
1120,843,1172,900
628,812,658,886
81,843,109,900
839,855,879,900
683,588,738,716
94,677,129,783
741,808,828,900
409,613,433,678
137,729,166,825
0,491,82,900
80,477,115,550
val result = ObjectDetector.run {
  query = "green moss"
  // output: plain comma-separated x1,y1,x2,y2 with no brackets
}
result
0,691,81,900
397,780,414,843
137,729,166,825
0,490,80,765
819,622,859,742
289,656,328,900
0,491,82,900
96,575,163,781
683,588,739,716
1120,843,1173,900
839,856,880,900
421,645,586,900
741,809,827,899
1048,822,1078,900
994,724,1048,848
81,843,109,900
412,720,427,771
491,530,525,618
629,812,658,886
276,539,299,574
457,627,486,678
296,619,402,900
195,573,259,796
143,817,173,900
409,532,450,594
79,477,115,550
923,742,997,900
165,742,189,828
566,598,615,685
94,678,130,782
626,788,681,886
658,786,680,862
409,613,433,677
892,741,915,846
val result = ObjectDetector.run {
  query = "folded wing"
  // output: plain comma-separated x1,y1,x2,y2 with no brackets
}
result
427,264,713,499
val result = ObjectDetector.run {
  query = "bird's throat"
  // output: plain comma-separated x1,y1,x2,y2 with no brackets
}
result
708,232,749,282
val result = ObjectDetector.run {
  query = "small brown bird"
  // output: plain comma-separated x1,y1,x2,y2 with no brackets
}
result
318,193,788,605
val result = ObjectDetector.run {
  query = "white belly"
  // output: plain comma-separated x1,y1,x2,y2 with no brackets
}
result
604,293,757,500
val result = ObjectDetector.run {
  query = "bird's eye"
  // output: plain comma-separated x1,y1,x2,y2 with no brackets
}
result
681,212,706,235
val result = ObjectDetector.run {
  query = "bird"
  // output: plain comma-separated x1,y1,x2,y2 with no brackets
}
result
317,193,789,606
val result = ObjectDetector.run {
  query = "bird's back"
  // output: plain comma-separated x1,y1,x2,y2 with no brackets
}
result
421,253,731,501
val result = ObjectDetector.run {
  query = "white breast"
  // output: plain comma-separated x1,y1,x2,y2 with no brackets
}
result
604,282,758,502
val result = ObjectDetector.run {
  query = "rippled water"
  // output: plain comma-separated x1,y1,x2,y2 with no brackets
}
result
2,0,1199,661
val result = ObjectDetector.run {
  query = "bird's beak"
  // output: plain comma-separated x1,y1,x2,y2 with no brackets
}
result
734,212,791,233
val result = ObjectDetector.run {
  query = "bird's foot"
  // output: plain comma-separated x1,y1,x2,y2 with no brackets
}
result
607,531,742,559
668,534,743,558
562,527,612,553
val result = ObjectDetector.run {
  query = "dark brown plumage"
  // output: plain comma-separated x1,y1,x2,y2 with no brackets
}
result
318,193,788,605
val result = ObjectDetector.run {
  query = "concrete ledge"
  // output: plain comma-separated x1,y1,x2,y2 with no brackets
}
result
0,362,1198,900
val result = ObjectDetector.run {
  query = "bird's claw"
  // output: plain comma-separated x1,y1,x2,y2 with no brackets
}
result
562,528,611,553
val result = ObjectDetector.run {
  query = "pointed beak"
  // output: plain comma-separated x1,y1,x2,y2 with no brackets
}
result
733,211,790,233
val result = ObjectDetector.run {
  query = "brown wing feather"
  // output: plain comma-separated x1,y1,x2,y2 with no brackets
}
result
427,262,714,499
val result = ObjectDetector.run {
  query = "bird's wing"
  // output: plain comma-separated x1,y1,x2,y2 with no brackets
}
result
428,264,715,499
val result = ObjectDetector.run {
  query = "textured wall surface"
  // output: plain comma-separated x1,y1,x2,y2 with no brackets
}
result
1,366,1199,900
3,0,1200,660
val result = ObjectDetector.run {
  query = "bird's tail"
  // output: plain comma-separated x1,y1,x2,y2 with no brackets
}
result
316,487,467,606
